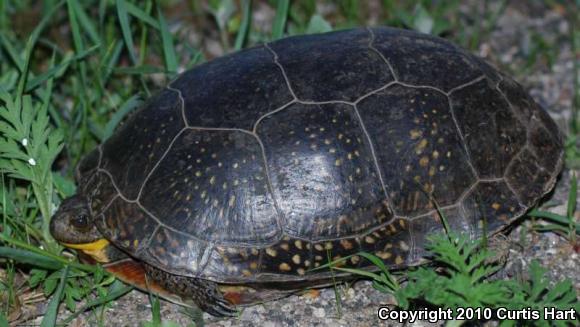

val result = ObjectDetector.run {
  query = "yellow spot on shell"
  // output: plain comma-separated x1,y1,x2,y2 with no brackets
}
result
409,129,422,139
279,263,291,272
395,255,404,265
249,261,258,270
266,248,277,257
365,236,375,244
419,156,429,167
428,166,436,176
376,251,392,260
280,243,289,251
340,239,354,250
492,203,501,210
294,240,303,250
415,139,428,153
292,254,301,264
242,270,252,277
314,244,323,251
297,268,305,275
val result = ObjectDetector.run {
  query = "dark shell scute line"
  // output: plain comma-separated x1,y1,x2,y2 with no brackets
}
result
256,102,391,239
269,29,395,102
528,122,562,172
360,218,411,267
139,129,281,245
451,79,527,178
100,89,185,199
87,171,118,217
96,197,158,254
357,85,476,216
370,27,483,92
260,235,314,277
170,46,293,130
145,227,211,275
203,245,262,281
75,147,100,183
462,180,525,238
504,149,553,207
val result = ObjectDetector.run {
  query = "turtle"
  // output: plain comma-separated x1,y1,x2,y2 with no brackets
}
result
50,27,564,316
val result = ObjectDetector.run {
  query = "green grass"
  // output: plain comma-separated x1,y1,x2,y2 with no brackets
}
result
0,0,577,326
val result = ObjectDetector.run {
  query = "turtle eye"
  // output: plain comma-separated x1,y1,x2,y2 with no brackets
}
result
71,214,90,230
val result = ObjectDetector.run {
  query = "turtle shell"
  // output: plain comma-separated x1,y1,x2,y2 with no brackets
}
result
77,27,563,283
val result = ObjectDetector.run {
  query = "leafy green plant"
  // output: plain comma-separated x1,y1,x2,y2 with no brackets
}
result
325,231,578,326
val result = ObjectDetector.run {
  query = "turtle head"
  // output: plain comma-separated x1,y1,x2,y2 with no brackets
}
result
50,194,111,262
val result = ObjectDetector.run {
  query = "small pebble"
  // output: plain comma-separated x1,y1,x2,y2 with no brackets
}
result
313,307,326,318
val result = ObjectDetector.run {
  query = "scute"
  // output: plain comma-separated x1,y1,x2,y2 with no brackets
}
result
504,149,554,206
145,227,210,275
256,102,391,239
370,27,483,91
87,171,118,216
450,79,527,178
360,218,412,267
97,197,158,254
357,85,476,216
269,28,394,102
100,89,184,199
462,181,525,237
139,129,281,245
170,46,293,129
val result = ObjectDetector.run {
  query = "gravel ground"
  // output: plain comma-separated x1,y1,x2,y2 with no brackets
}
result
21,1,578,326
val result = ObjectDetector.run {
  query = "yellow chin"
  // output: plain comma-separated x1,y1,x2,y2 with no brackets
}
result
63,238,110,263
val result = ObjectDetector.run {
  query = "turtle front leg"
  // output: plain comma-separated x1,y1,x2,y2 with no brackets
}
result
145,265,238,317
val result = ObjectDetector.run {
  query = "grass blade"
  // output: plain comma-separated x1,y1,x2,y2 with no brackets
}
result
567,174,577,220
17,0,65,98
0,34,24,72
26,44,100,92
0,247,64,270
67,0,100,45
124,0,160,29
234,0,252,51
116,0,137,64
528,209,580,234
272,0,289,40
157,6,178,74
40,265,69,327
113,65,165,75
0,234,95,272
